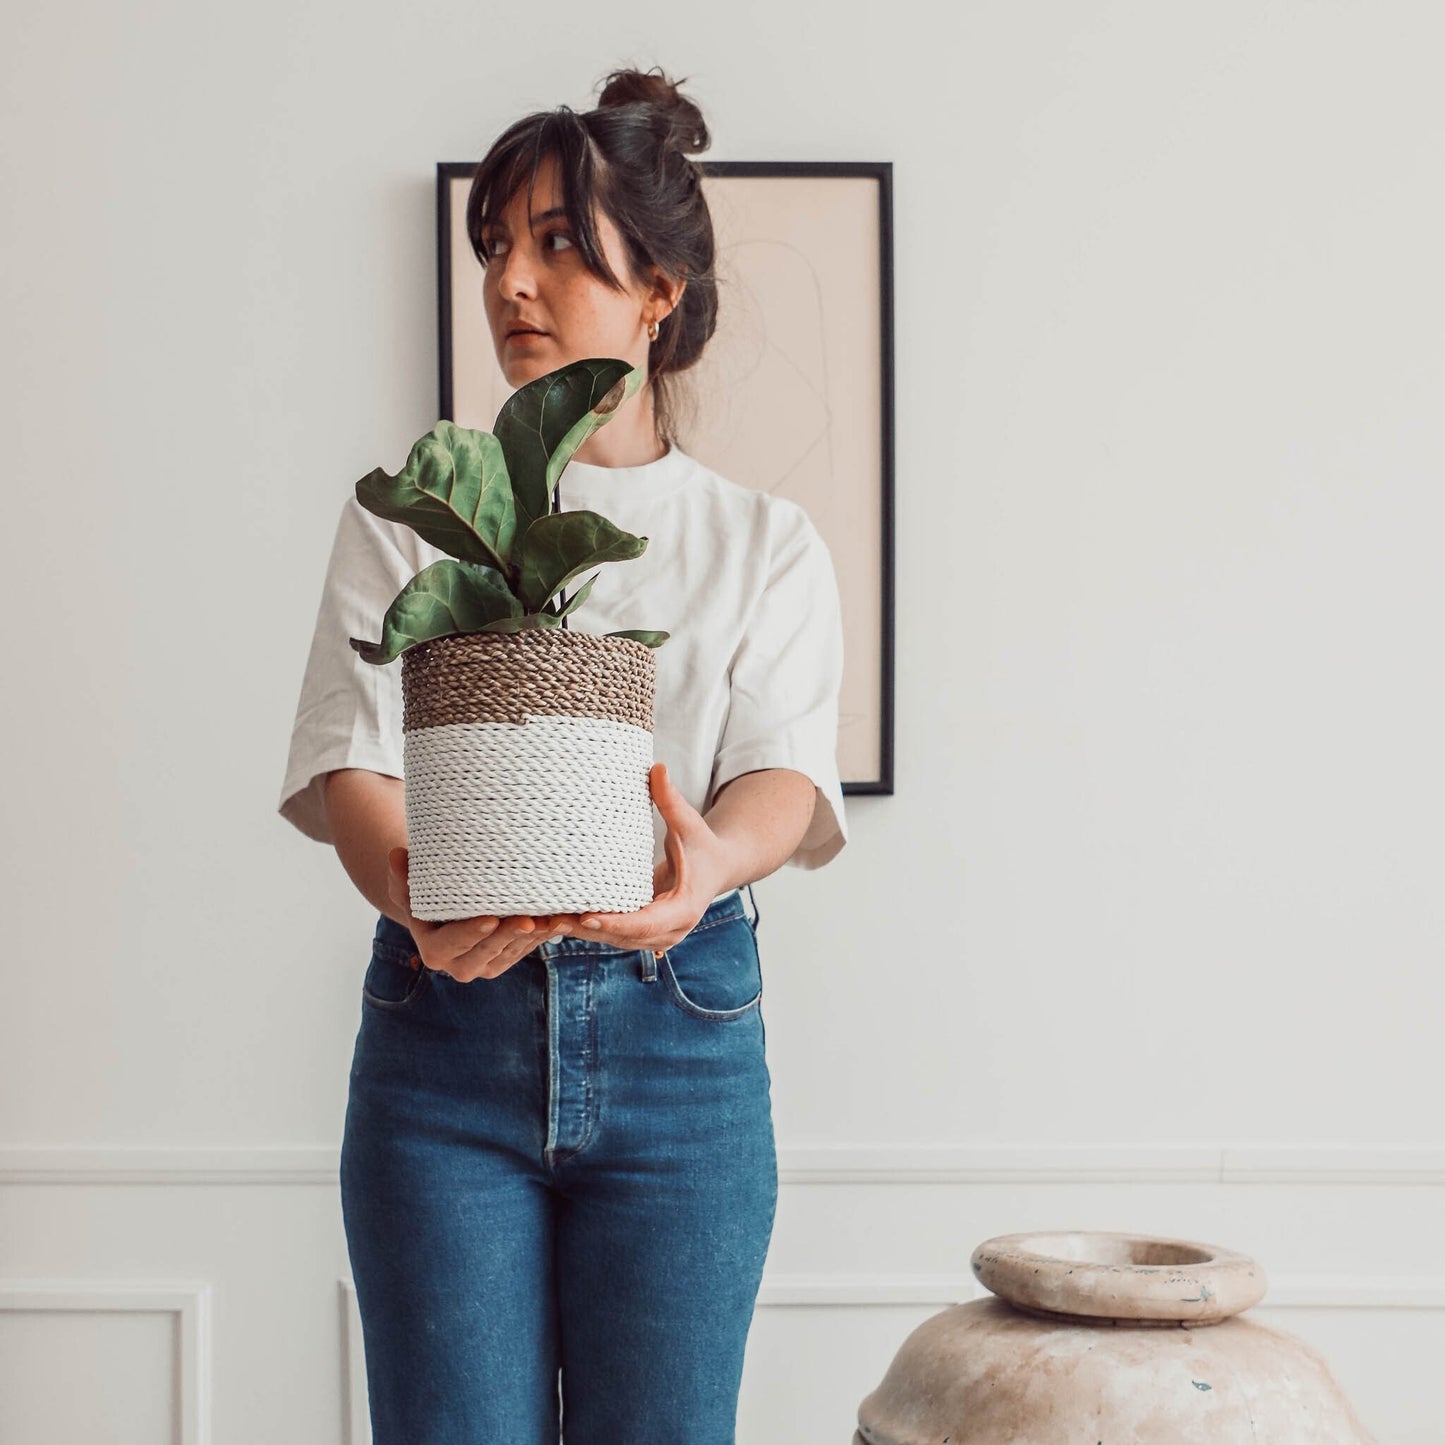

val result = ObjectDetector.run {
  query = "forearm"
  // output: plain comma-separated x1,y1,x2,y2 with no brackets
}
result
322,769,410,925
702,768,817,893
321,764,812,921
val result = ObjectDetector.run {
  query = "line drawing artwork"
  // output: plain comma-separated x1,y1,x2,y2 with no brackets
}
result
438,160,895,794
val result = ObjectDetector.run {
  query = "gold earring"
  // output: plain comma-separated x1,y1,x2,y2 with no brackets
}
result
647,318,660,342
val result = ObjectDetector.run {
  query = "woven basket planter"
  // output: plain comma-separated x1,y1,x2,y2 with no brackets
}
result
400,627,658,920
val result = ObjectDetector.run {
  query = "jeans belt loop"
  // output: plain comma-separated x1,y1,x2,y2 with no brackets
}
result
744,881,760,933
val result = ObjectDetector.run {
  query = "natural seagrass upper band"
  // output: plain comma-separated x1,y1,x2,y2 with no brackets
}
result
400,629,656,732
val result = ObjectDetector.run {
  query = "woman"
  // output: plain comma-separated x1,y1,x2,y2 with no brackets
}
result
277,66,848,1443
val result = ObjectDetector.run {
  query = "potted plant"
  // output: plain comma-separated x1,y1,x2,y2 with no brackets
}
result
348,357,670,921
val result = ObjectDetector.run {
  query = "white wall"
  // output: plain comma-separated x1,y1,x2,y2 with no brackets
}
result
2,0,1441,1439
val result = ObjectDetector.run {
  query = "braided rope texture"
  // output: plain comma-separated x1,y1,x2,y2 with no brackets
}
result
400,631,658,918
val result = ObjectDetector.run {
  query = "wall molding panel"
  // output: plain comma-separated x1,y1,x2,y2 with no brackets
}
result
0,1280,213,1445
3,1143,1444,1187
330,1271,1445,1312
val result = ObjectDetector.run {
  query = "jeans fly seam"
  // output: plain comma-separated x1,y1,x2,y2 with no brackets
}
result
544,962,561,1166
570,962,599,1159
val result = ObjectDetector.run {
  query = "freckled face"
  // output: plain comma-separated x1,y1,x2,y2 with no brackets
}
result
480,152,654,389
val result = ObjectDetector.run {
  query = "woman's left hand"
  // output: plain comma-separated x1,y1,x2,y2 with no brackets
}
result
550,762,733,953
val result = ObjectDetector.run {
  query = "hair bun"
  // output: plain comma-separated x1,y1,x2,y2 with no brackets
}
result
596,65,710,156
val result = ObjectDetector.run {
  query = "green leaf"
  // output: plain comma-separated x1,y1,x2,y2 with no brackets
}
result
354,422,517,571
515,509,649,614
474,613,567,634
493,359,647,532
348,359,670,655
554,570,600,619
604,629,671,648
349,558,522,664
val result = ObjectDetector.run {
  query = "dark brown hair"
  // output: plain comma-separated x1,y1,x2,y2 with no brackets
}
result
465,66,717,451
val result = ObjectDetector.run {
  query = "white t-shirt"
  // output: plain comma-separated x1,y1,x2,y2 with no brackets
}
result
276,440,849,888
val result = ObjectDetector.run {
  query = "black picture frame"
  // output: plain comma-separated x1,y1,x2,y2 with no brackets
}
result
436,159,894,799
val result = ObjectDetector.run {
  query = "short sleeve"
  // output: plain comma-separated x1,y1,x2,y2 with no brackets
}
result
709,501,849,870
276,496,420,844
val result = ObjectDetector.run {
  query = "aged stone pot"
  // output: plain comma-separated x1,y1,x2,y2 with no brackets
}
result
853,1230,1377,1443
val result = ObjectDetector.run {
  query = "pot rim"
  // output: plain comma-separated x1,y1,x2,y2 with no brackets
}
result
970,1229,1267,1323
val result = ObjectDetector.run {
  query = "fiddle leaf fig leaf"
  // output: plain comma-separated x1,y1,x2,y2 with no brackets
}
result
354,422,517,571
349,558,521,665
475,613,567,634
604,629,670,648
348,360,672,656
493,359,646,532
554,571,601,620
515,510,649,614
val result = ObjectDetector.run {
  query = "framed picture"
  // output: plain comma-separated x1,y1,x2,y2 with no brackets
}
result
436,159,895,797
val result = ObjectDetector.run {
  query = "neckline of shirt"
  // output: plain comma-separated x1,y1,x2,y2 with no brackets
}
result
558,441,693,499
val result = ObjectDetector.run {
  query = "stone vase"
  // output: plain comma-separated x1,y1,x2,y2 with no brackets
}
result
854,1230,1377,1443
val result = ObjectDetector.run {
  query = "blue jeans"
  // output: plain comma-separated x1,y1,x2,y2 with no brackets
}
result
339,885,777,1443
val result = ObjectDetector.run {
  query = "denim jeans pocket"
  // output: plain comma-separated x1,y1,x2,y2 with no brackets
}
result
362,941,429,1011
659,913,763,1022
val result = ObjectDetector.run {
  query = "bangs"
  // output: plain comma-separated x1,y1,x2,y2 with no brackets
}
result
464,111,627,292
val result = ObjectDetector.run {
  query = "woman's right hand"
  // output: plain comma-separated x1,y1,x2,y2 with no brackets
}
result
386,847,565,981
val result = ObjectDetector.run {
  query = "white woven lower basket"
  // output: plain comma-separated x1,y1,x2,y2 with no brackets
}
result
400,628,657,920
